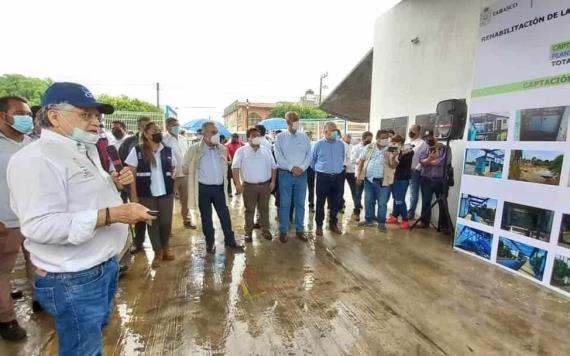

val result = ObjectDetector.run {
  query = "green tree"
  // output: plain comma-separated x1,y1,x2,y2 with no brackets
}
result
269,103,330,120
549,154,564,176
0,74,52,106
97,94,161,113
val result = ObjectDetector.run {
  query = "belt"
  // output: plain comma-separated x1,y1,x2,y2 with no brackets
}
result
198,183,224,187
244,180,271,185
317,171,343,177
372,178,383,182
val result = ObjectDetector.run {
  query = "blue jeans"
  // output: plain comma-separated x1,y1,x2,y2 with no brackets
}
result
34,258,119,356
408,169,421,217
354,182,364,214
364,179,391,223
392,179,409,221
278,170,307,234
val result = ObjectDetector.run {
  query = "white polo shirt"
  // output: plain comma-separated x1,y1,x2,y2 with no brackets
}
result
125,144,177,197
7,129,128,273
162,132,187,178
232,144,277,183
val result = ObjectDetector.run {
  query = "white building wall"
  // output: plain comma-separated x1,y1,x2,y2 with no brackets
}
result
370,0,493,222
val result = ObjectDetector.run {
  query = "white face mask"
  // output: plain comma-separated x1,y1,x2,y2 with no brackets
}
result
251,137,261,146
291,121,300,131
378,139,390,147
210,133,220,145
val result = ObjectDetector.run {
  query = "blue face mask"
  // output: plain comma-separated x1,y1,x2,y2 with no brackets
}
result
331,132,339,140
69,128,100,145
170,126,180,135
11,115,34,134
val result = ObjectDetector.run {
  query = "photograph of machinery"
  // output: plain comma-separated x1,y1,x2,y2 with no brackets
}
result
508,150,564,186
463,149,505,178
501,201,554,242
454,224,493,260
514,105,569,141
551,255,570,293
458,193,497,226
560,214,570,248
468,112,509,141
497,237,548,281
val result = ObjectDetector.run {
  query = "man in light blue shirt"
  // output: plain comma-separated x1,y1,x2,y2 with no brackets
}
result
310,122,345,236
273,111,312,242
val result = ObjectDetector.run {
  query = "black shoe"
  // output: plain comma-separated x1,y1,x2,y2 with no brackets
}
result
245,235,253,243
206,245,216,254
32,301,43,313
10,290,23,300
225,241,245,250
0,320,27,341
119,264,129,275
253,223,261,229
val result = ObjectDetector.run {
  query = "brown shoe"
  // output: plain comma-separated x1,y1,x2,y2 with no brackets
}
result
278,233,288,243
416,222,429,229
351,213,360,222
315,227,323,236
329,224,342,235
262,230,273,240
152,249,163,268
184,221,197,229
296,231,309,242
163,248,175,261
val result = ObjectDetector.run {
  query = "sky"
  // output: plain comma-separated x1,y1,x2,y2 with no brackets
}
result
1,0,400,123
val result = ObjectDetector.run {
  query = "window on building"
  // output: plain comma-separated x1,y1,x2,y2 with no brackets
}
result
247,112,262,127
380,116,408,137
415,113,437,134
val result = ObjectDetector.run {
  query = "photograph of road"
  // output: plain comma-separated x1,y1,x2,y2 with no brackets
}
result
551,255,570,293
463,149,504,178
501,201,554,242
458,194,497,226
508,150,564,186
468,112,509,141
497,237,548,281
514,105,569,141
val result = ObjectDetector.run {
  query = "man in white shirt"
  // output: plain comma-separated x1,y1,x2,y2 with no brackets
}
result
342,133,356,214
0,95,35,341
7,82,153,355
232,127,277,242
351,131,373,221
406,124,426,220
162,117,196,229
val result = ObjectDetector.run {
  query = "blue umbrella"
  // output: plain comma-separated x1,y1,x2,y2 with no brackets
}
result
259,118,287,131
181,119,232,138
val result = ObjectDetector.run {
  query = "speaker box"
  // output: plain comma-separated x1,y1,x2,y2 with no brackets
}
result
434,99,467,140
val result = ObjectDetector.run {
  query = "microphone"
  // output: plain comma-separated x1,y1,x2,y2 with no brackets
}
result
106,145,123,173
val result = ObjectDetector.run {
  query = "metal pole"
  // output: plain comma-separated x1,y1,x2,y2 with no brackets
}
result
156,82,160,108
245,99,249,129
319,77,323,106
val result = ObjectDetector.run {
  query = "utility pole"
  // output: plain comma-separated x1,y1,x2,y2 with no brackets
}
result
156,82,160,108
319,72,328,105
245,99,250,128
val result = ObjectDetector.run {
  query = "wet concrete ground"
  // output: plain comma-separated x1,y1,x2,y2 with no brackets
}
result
2,195,570,355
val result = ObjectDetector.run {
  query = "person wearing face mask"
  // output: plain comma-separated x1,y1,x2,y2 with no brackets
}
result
0,96,36,341
162,117,196,230
310,122,346,236
231,127,277,242
416,131,451,233
7,82,154,354
126,122,177,267
386,135,414,230
183,121,245,253
226,133,244,197
350,131,373,221
406,124,426,220
111,120,127,149
356,130,398,232
274,111,312,243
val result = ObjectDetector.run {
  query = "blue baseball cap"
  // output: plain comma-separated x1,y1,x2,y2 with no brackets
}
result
41,82,114,114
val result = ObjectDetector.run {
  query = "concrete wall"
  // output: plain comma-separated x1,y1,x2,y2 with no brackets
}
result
370,0,493,222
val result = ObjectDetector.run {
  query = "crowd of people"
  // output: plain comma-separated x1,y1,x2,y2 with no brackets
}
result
0,82,451,354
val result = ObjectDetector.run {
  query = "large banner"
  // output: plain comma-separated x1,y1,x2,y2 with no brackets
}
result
456,0,570,296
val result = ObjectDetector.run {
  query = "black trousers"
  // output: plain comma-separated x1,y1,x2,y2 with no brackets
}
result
420,176,450,229
343,172,356,210
315,172,344,227
133,222,147,249
307,167,315,207
198,183,236,247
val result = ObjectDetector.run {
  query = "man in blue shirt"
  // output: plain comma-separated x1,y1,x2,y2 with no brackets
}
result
311,122,345,236
274,111,312,242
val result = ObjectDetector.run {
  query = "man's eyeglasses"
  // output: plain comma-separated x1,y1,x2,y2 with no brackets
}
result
57,109,102,122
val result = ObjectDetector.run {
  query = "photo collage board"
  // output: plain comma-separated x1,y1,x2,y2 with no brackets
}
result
454,0,570,297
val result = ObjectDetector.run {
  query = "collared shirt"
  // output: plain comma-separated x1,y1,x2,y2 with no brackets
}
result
7,129,127,273
311,138,345,174
232,144,277,183
418,144,448,178
274,130,312,171
198,144,225,185
226,141,244,161
344,142,355,173
259,136,273,150
409,137,426,171
360,145,386,182
125,144,177,196
162,132,186,178
0,132,32,228
351,143,368,167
